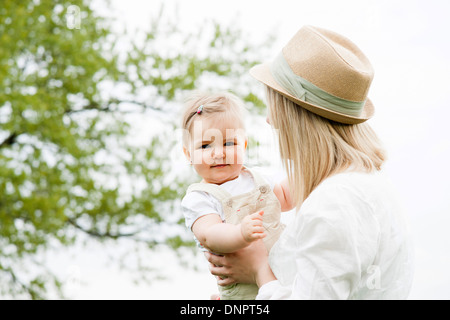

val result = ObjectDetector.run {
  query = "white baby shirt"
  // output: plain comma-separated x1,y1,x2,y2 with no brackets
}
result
181,168,275,244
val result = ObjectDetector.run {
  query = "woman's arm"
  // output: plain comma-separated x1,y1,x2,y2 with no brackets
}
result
205,239,276,287
192,211,265,254
273,178,294,212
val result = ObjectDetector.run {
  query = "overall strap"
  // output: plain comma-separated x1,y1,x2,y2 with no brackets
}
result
243,167,268,188
187,182,232,203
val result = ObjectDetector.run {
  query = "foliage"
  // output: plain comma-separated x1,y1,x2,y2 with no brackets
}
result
0,0,270,299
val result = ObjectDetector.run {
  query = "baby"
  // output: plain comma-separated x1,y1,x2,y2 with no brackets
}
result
180,92,292,300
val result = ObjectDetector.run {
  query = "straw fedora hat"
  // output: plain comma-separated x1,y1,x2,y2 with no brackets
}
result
250,25,374,124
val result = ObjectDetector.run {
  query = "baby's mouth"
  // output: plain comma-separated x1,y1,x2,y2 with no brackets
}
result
211,164,229,168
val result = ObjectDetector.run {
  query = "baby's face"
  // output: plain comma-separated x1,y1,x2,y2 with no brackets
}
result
186,116,247,185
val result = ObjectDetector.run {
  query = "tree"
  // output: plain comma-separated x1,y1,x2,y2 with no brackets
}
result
0,0,270,299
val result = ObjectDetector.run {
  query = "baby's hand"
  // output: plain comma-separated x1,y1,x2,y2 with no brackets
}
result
241,211,266,243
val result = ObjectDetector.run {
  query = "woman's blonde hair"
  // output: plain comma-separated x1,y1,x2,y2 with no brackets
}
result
266,87,386,210
181,91,247,148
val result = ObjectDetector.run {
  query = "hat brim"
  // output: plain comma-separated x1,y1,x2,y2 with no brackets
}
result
250,63,374,124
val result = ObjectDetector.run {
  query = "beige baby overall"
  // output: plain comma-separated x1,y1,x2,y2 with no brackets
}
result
186,167,285,300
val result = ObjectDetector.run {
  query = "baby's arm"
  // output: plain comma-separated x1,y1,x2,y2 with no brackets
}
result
273,178,294,211
192,211,265,254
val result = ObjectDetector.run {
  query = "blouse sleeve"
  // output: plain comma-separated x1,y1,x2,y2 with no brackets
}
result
257,182,380,300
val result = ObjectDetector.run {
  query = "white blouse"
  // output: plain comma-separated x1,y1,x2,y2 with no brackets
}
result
256,170,414,300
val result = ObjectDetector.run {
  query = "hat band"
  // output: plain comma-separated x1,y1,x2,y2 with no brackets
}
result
270,53,365,117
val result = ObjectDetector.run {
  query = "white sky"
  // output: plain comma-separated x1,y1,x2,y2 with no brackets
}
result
38,0,450,300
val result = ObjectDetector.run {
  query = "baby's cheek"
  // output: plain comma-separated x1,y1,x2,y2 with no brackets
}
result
225,154,235,164
193,150,210,165
235,148,246,165
203,154,215,165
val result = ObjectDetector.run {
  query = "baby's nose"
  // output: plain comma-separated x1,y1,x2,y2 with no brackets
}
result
212,146,224,158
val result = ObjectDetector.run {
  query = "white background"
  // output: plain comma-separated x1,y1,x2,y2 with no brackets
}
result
45,0,450,299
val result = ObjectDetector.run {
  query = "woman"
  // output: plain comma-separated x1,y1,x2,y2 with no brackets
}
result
205,26,413,299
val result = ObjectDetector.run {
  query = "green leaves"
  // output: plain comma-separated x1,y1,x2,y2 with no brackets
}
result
0,0,269,299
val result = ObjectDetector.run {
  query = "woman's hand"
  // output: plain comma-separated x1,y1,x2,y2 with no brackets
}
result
204,239,276,288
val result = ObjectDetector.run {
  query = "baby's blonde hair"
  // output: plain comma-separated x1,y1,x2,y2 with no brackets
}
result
181,91,247,148
266,87,386,210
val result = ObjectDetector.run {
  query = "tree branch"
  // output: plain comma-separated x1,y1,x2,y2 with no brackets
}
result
67,218,138,239
0,133,19,148
65,99,163,115
64,102,111,115
1,267,42,300
110,98,163,112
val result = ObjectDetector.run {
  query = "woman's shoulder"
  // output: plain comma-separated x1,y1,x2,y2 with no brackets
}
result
317,169,389,195
301,170,392,219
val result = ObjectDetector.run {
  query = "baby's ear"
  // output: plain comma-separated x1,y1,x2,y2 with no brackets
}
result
183,146,192,163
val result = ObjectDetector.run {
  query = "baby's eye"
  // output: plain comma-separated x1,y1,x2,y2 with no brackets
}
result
224,141,235,147
201,144,211,149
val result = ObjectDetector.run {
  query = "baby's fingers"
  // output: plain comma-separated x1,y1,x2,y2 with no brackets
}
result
250,210,264,220
249,232,266,240
251,226,265,234
251,219,263,228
